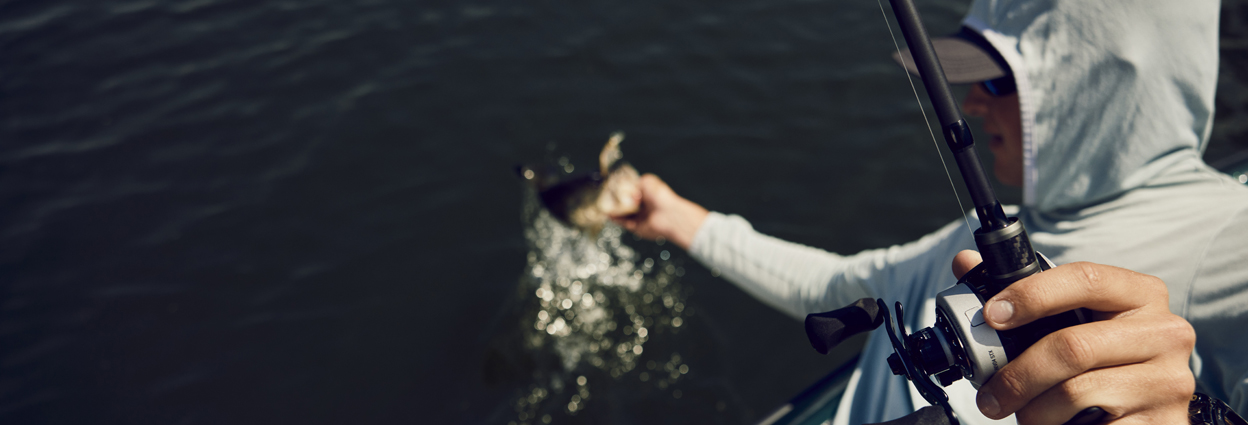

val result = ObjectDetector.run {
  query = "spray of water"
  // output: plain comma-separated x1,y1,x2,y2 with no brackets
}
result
507,183,692,425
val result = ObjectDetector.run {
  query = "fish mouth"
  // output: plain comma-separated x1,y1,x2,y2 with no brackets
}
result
536,173,602,222
522,132,638,235
537,163,636,223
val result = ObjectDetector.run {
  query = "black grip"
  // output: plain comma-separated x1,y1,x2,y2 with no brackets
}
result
804,298,884,355
978,230,1037,281
866,406,952,425
860,405,1103,425
1063,407,1107,425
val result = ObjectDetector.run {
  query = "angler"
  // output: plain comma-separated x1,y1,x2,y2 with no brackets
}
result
612,0,1248,424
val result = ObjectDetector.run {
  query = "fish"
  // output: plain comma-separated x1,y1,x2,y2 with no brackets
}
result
519,132,642,236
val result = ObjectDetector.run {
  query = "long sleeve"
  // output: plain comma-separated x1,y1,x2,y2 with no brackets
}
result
687,212,976,321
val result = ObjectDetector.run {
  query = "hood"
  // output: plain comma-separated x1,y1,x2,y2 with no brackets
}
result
961,0,1221,211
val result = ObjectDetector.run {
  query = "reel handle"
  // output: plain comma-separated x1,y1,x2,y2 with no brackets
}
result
804,298,884,355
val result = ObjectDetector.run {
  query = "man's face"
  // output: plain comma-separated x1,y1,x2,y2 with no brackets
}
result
962,84,1024,187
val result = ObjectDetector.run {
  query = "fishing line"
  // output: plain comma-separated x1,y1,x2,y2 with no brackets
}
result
874,0,974,237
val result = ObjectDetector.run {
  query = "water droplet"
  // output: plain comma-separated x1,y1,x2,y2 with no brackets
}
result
515,187,694,418
564,164,575,173
524,169,535,179
542,414,552,424
640,372,650,382
679,364,689,374
711,267,721,277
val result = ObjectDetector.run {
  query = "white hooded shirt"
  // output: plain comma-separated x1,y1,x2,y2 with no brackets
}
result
687,0,1248,423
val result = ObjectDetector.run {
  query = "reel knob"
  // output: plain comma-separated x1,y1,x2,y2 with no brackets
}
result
888,353,906,376
936,369,961,387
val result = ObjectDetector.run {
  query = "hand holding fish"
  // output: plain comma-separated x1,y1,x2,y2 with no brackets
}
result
950,250,1196,425
611,174,708,250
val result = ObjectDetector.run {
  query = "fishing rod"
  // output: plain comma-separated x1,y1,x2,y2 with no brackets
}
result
797,0,1102,424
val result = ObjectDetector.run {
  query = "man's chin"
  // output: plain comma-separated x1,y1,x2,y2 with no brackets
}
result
988,135,1004,149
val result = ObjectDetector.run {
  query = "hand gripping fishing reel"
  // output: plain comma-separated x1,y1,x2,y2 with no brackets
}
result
800,0,1099,424
805,219,1096,425
869,223,1093,425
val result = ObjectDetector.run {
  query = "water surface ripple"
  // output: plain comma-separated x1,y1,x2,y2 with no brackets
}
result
1,0,1245,424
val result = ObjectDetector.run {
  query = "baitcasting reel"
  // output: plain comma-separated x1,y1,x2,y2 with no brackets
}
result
805,219,1096,425
875,244,1096,425
884,220,1088,391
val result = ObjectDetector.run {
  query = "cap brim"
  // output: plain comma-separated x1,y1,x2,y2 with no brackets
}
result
892,34,1008,84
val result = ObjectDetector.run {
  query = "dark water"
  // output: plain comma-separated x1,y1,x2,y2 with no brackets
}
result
1,0,1245,424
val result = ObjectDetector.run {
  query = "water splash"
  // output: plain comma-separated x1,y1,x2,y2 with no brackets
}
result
507,185,691,424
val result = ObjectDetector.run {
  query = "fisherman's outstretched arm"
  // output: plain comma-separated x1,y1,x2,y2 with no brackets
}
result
687,212,972,320
614,173,974,321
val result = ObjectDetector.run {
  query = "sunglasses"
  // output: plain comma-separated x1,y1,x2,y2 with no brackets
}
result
980,75,1017,97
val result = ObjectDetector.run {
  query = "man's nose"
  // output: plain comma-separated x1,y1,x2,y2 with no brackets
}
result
961,84,990,117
